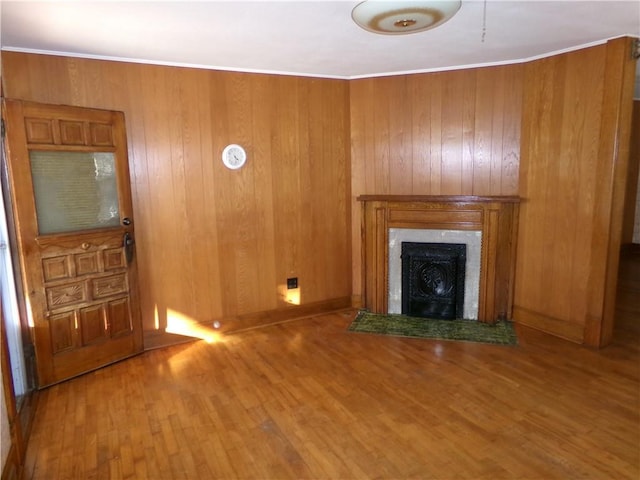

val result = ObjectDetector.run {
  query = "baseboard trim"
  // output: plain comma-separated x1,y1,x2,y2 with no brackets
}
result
1,441,21,480
143,331,197,351
351,294,363,309
513,305,585,344
143,296,353,348
217,296,353,334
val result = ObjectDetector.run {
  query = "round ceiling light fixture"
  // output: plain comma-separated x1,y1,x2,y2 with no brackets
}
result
351,0,462,35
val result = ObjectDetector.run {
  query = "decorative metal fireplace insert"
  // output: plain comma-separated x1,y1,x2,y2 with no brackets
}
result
401,242,466,320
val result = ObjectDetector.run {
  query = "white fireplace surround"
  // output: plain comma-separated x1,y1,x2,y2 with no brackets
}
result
388,228,482,320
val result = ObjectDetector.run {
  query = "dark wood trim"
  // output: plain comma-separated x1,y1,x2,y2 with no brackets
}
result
357,195,520,204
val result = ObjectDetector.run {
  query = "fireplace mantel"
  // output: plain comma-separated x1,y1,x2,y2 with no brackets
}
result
358,195,520,324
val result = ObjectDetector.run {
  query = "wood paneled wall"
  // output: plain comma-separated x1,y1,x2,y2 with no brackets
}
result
348,39,635,346
515,38,637,346
1,52,351,335
2,38,634,347
349,65,524,299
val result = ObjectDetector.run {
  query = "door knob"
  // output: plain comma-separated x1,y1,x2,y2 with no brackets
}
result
123,232,135,263
122,217,132,226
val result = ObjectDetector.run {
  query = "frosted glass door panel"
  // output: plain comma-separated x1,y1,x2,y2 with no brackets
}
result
30,151,121,235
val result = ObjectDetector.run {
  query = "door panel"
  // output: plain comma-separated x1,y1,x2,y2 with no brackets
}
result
49,311,75,353
2,99,143,387
108,298,132,337
79,305,106,345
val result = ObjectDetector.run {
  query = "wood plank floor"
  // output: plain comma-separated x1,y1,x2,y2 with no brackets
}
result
23,256,639,479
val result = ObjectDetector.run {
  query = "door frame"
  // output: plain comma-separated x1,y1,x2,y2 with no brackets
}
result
1,111,39,480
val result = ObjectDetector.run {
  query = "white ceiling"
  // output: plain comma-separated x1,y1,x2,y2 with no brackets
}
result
1,0,639,81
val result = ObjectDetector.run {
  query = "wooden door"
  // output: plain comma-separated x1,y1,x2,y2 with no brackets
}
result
2,99,143,387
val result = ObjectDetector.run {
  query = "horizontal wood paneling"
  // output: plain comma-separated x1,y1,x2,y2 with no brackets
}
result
1,52,351,335
349,64,524,297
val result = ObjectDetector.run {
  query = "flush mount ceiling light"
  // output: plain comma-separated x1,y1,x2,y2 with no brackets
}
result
351,0,462,35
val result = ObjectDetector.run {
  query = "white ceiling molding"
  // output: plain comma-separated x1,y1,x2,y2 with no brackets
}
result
1,1,638,80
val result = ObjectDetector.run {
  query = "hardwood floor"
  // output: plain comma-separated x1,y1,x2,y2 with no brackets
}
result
23,257,639,479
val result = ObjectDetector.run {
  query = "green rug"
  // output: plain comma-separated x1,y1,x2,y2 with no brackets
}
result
348,311,518,346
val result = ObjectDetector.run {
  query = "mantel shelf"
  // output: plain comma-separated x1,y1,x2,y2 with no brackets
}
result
357,195,521,204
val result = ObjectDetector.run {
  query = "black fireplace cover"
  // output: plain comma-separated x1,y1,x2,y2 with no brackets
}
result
401,242,466,320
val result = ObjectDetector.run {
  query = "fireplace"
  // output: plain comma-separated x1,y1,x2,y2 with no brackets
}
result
358,195,520,324
389,228,481,320
401,242,466,320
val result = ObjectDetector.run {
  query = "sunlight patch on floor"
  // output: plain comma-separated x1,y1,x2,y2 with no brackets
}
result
166,308,222,343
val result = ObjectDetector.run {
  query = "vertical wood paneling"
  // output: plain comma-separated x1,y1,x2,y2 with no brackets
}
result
374,78,391,194
196,74,224,322
2,52,351,334
516,59,548,313
302,80,321,301
271,76,302,306
540,55,568,323
209,72,236,317
167,67,194,317
219,72,261,315
501,66,523,195
473,68,494,195
250,75,277,310
441,71,465,195
350,64,524,296
585,38,636,346
4,42,631,346
408,76,430,193
348,80,370,307
515,38,636,345
429,73,444,195
461,71,476,195
138,64,176,329
180,68,210,320
307,79,347,301
120,64,155,326
489,69,506,195
388,76,412,193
